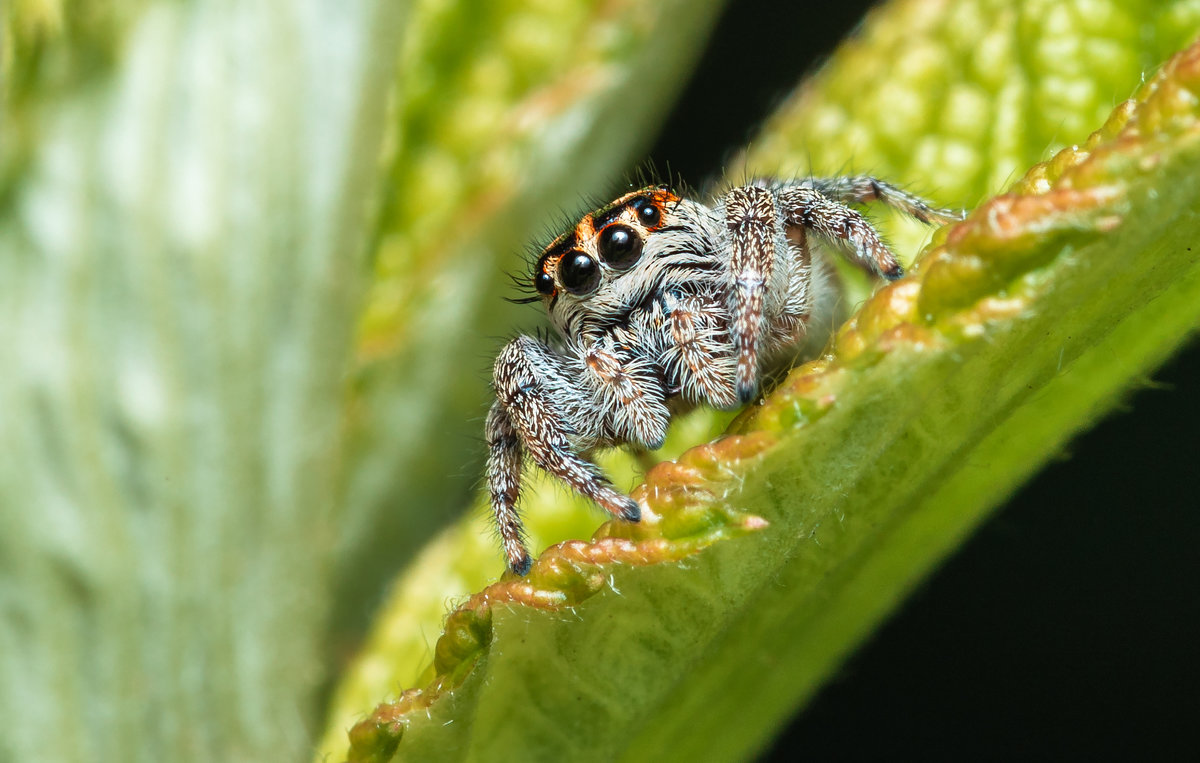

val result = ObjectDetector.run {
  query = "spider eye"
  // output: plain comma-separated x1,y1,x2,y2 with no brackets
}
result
634,198,661,227
559,252,601,295
597,224,643,270
533,270,555,296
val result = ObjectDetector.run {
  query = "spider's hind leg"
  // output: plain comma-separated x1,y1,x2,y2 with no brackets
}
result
805,175,965,225
775,185,908,280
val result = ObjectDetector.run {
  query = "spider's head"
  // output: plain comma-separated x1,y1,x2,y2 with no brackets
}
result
527,185,693,335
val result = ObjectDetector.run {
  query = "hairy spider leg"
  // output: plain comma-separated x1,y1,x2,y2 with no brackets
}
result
723,185,782,402
489,335,642,574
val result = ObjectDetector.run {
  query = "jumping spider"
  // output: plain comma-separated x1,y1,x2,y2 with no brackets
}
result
487,176,963,575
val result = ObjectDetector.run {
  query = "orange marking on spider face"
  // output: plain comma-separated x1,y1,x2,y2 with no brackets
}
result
588,186,681,234
569,217,600,260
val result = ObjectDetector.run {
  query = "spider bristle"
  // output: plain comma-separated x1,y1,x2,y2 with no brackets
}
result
626,159,689,199
499,263,541,303
520,239,545,268
503,294,543,305
529,197,597,252
629,159,663,190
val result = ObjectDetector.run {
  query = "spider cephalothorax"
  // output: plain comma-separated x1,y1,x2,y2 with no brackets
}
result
487,176,963,574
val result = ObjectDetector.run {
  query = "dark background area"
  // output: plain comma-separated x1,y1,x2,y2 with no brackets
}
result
643,1,1200,758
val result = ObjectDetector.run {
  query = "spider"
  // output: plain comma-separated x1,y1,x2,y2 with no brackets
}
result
486,176,963,575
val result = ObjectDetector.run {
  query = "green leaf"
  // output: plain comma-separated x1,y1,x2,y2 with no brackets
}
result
327,4,1200,761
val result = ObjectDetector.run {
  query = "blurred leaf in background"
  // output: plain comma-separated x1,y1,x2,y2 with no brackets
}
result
2,1,409,760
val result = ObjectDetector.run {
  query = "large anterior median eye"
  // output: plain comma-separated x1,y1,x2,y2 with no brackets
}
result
597,224,643,270
560,251,601,295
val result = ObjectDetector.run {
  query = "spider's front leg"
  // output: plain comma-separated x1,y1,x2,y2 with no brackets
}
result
580,333,671,450
487,335,648,575
722,185,786,403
